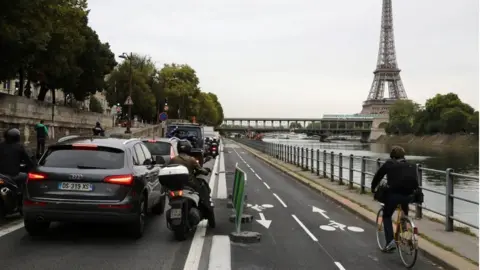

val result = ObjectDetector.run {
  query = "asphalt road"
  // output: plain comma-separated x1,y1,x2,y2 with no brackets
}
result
222,142,444,270
0,142,445,270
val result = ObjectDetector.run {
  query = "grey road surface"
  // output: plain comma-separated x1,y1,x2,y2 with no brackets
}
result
223,143,443,270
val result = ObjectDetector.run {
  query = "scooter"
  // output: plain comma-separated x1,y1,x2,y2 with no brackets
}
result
0,164,27,221
209,142,218,158
159,165,215,241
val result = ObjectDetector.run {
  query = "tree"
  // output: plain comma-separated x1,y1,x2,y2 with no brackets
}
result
385,93,477,136
89,96,103,113
290,122,302,129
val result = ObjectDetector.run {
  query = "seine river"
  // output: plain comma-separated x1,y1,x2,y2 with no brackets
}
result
263,138,479,229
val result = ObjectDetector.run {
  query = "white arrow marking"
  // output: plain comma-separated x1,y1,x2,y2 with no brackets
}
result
256,213,272,229
312,206,329,219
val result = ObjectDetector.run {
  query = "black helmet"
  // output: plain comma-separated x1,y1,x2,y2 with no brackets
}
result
177,139,192,154
4,128,21,143
390,146,405,159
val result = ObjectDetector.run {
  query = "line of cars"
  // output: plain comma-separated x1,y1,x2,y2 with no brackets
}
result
0,122,217,239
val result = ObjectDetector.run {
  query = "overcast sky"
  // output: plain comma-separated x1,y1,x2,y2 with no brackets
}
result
88,0,478,118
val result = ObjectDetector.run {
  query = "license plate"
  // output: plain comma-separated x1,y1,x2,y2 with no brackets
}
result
170,209,182,219
58,182,93,192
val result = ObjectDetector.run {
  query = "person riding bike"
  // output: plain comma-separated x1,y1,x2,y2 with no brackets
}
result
169,139,213,216
0,128,35,191
92,122,105,136
371,146,419,252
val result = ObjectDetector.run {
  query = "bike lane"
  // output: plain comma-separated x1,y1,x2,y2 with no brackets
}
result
223,145,341,269
236,146,442,270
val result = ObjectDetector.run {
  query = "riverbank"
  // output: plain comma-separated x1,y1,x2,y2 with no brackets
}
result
375,134,479,148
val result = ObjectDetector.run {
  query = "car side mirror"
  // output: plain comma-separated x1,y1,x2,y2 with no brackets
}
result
155,156,166,165
143,159,153,166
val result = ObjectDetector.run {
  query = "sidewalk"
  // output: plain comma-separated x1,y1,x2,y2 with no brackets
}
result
236,141,479,270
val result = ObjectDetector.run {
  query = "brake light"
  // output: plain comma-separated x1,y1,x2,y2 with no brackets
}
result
28,172,46,181
413,227,419,235
170,147,175,159
23,199,47,206
104,174,133,185
169,190,183,197
212,147,217,150
148,140,156,143
72,143,98,150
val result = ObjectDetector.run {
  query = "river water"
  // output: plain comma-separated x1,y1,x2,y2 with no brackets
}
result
263,138,479,229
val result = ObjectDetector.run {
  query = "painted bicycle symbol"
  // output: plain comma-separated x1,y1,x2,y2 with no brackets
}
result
246,203,274,212
320,220,364,232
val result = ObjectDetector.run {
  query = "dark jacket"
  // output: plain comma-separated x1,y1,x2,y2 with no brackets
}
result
0,142,35,177
169,153,207,181
371,159,419,196
93,125,105,136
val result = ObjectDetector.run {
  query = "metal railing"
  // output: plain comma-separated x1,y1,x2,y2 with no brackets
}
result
234,139,479,231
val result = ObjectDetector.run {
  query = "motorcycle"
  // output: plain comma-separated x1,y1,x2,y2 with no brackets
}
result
209,142,218,158
0,164,28,221
159,164,215,241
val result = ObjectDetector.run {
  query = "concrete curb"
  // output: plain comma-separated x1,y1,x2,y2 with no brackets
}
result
235,141,478,270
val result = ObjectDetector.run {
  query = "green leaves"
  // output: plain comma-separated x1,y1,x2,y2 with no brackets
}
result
105,56,224,124
0,0,116,102
386,93,477,135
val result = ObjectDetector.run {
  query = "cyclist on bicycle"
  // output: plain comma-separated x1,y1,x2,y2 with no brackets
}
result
371,146,419,252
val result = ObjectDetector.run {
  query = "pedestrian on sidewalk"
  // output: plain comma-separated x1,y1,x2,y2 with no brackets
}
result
35,120,48,158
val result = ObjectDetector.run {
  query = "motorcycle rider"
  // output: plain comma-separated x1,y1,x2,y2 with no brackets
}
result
92,122,105,136
0,128,35,192
169,139,214,216
371,146,419,252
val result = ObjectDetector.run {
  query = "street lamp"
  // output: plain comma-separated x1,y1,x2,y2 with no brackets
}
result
119,52,133,133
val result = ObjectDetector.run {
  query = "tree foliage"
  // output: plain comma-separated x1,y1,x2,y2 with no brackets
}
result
385,93,478,135
105,56,224,125
89,95,103,113
0,0,117,102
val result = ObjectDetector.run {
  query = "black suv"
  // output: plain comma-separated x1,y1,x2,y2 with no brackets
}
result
167,123,206,165
23,137,166,238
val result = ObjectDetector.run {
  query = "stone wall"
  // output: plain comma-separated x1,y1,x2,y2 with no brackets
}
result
0,93,113,147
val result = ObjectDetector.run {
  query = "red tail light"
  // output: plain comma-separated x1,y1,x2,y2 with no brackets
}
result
212,147,217,150
413,227,419,234
170,147,175,159
104,174,133,185
148,140,156,143
169,190,183,197
27,172,47,181
23,200,47,206
72,143,98,150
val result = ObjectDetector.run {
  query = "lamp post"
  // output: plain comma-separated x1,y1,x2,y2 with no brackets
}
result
119,52,133,133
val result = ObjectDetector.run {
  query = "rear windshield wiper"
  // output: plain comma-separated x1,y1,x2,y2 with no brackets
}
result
77,165,107,169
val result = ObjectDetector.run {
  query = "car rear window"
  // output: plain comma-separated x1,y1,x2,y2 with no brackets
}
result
39,148,125,169
143,141,171,155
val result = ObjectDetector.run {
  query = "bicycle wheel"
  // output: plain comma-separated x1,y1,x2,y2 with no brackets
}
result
375,207,387,250
398,217,418,268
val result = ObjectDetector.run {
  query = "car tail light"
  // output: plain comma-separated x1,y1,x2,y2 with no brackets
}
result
148,140,156,143
169,190,183,197
27,172,47,181
72,143,98,150
23,199,47,206
104,174,133,185
170,147,175,159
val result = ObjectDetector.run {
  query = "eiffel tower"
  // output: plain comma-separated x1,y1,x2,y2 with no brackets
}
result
361,0,408,115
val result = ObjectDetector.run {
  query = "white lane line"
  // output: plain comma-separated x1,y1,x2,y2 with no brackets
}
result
254,173,262,180
209,156,220,194
208,235,231,270
250,168,255,173
334,262,346,270
246,164,251,168
216,151,227,199
292,215,318,242
183,220,208,270
263,182,271,189
0,221,24,238
273,193,287,208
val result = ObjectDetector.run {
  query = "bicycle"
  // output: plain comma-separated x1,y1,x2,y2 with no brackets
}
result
376,202,419,268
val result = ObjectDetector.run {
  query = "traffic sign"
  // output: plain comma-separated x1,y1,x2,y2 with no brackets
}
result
159,112,168,121
124,96,133,105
